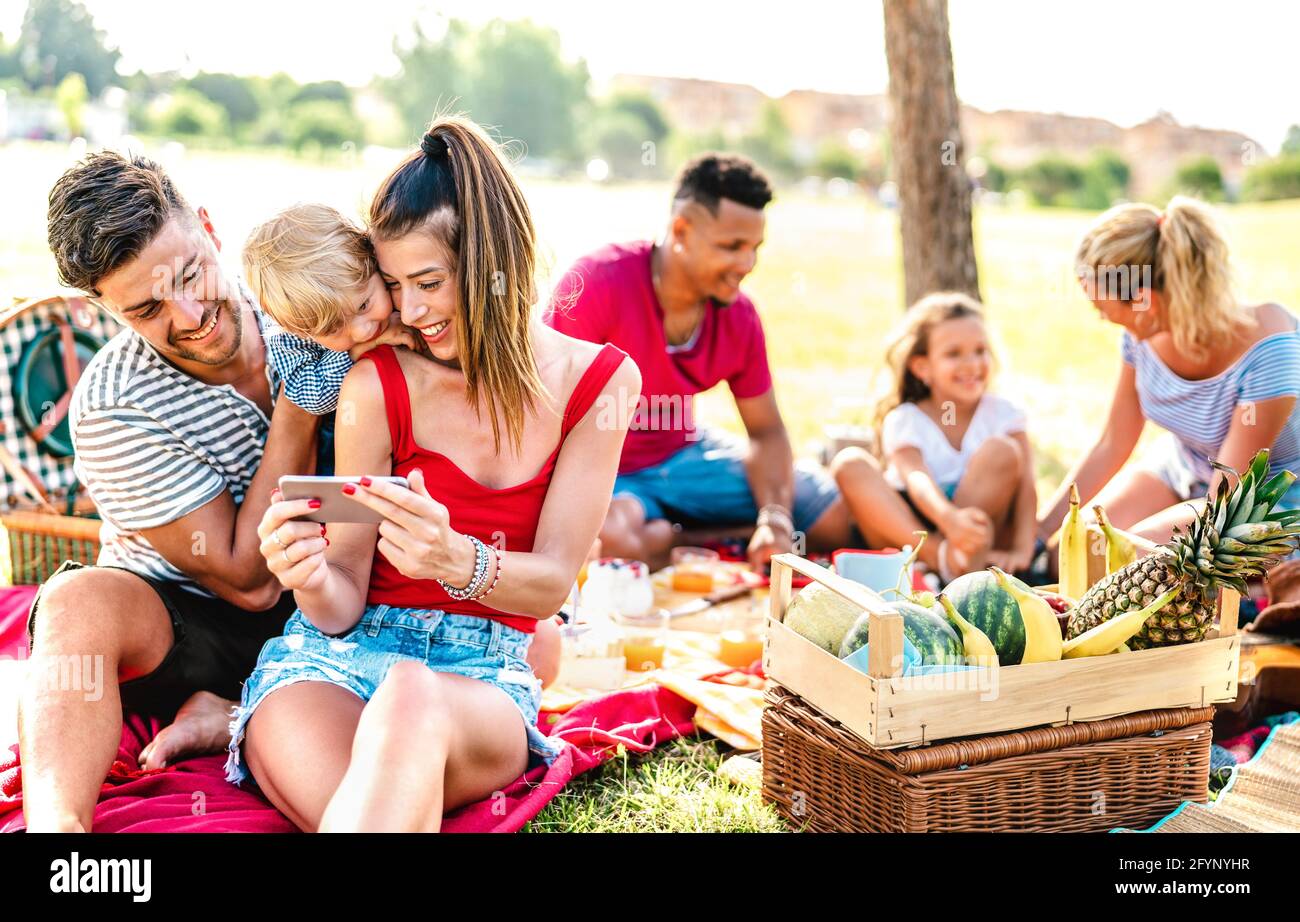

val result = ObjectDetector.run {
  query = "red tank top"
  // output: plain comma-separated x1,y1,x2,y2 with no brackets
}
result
360,343,627,633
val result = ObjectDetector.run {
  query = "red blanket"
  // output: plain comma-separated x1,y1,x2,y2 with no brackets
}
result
0,586,697,832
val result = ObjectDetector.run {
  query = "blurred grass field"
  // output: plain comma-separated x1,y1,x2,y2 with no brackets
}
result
3,141,1298,830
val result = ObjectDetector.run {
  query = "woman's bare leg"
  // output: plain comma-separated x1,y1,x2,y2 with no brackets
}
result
1126,499,1203,546
318,662,529,833
241,682,365,832
1090,469,1181,531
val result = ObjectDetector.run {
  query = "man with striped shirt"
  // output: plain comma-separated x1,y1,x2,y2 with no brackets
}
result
20,151,319,832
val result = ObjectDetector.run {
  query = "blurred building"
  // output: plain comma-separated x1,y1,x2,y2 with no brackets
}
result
612,74,1260,197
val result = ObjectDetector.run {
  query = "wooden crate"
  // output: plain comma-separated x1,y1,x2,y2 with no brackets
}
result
764,553,1240,749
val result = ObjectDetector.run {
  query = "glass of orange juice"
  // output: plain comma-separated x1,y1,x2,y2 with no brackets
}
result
617,608,670,672
719,600,766,669
670,546,720,593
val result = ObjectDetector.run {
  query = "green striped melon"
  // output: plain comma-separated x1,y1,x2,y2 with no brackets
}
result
838,601,964,666
943,571,1027,666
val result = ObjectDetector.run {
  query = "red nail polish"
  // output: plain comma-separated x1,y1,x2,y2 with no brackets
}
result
320,524,327,536
342,483,356,495
324,538,330,547
360,476,372,487
308,499,322,509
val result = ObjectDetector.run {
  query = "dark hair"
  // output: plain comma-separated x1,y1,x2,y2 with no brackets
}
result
369,115,544,455
47,150,191,295
672,153,773,214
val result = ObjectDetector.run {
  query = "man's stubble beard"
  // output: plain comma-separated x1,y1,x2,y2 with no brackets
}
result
166,298,244,365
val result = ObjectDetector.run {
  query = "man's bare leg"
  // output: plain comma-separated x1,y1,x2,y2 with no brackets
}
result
598,496,675,570
18,568,173,832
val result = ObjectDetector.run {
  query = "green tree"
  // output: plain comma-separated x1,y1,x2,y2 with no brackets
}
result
186,72,261,127
1015,154,1086,207
738,100,797,180
384,18,468,138
153,88,228,139
1281,124,1300,156
292,80,351,106
385,18,589,159
286,98,363,152
813,141,860,181
606,90,669,145
1241,156,1300,202
17,0,120,95
1171,156,1225,201
587,108,651,178
54,71,87,137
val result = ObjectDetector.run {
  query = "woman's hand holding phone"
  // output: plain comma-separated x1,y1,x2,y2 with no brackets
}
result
342,467,476,586
258,489,330,591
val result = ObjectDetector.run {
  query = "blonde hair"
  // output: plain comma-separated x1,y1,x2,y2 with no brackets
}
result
368,114,544,456
1075,195,1243,360
873,292,990,437
242,203,376,338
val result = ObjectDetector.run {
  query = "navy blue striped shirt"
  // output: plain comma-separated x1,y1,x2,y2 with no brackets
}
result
1123,319,1300,483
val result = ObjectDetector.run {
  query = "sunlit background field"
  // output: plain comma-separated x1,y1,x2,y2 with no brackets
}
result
4,138,1300,489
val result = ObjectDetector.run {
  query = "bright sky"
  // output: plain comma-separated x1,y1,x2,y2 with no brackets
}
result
4,0,1295,150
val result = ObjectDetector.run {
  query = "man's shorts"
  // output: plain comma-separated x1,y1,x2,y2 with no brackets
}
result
612,429,840,531
26,560,296,722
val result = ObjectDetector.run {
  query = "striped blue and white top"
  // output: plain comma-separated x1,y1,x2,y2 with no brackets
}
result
1122,317,1300,486
70,306,283,596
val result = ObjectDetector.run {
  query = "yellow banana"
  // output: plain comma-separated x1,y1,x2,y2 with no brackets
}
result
990,567,1063,663
1093,504,1137,574
1061,588,1178,658
1058,483,1090,601
938,594,999,667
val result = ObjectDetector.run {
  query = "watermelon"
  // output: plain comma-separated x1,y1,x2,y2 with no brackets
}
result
943,571,1028,666
838,601,964,666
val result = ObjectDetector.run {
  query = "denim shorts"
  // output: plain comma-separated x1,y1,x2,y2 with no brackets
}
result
1141,433,1300,511
224,604,563,785
613,428,840,530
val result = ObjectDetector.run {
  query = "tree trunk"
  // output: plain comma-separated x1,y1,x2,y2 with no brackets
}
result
883,0,981,306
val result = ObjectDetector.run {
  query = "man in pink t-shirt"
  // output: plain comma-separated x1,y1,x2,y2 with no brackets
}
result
547,154,850,569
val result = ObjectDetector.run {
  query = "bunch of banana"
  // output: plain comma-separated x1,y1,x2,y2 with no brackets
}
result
1093,505,1137,574
1057,483,1090,601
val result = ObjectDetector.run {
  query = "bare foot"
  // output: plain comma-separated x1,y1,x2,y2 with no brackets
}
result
138,691,237,770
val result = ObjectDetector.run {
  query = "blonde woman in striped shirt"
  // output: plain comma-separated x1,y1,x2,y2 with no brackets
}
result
1038,195,1300,546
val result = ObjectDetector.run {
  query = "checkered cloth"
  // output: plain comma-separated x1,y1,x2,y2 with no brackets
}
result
0,297,121,506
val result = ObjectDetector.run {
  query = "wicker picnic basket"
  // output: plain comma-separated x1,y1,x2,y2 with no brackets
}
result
761,683,1213,833
0,294,117,585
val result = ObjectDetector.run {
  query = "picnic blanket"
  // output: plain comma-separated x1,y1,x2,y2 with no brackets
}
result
0,586,761,832
1121,714,1300,833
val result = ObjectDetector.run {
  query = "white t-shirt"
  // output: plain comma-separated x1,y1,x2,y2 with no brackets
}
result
881,394,1027,492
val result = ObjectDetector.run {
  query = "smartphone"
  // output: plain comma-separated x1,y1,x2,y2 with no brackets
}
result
278,475,410,524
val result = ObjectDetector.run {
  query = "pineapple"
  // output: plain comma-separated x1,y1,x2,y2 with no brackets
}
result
1067,450,1300,649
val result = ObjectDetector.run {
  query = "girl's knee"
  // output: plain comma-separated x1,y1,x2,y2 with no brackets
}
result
974,435,1023,474
830,446,881,483
369,662,449,736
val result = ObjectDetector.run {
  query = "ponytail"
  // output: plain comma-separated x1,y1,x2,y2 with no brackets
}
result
1075,195,1243,360
369,115,544,455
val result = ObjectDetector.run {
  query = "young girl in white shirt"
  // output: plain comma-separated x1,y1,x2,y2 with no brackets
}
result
831,292,1038,580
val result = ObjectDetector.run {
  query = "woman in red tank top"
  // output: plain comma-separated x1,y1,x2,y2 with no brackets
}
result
240,116,638,832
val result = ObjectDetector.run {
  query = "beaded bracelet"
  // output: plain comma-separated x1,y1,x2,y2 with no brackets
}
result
757,503,795,534
479,547,504,601
438,535,490,601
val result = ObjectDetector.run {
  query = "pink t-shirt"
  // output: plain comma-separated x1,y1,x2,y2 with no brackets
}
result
546,240,773,474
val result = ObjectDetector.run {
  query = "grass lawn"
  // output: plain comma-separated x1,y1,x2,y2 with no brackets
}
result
3,140,1298,831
